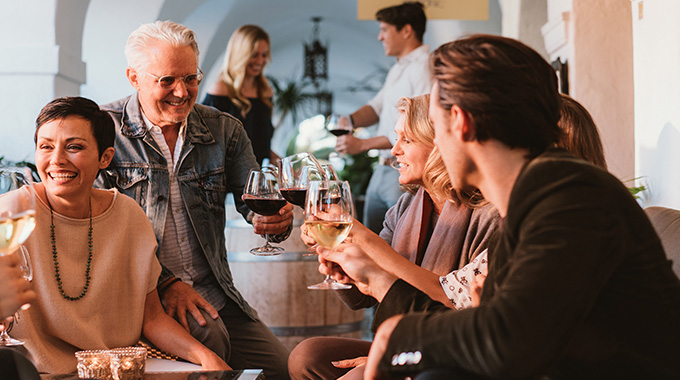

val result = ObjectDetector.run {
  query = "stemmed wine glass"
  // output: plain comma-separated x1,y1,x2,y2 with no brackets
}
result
0,245,32,347
326,114,352,137
278,152,326,208
304,180,354,290
243,168,287,256
0,167,37,346
321,164,339,181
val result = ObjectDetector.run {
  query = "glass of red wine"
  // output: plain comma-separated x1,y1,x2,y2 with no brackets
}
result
327,114,352,137
243,168,287,256
278,152,326,208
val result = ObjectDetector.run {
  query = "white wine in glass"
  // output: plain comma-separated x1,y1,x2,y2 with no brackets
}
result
0,167,36,346
304,180,354,290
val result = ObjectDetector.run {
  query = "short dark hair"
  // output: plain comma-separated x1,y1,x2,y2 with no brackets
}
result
35,97,115,159
431,34,561,157
376,1,427,43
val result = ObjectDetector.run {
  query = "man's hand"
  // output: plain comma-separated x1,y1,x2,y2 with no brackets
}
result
299,222,317,247
252,202,294,235
335,135,366,155
159,279,219,331
333,356,367,369
317,244,397,301
364,315,404,380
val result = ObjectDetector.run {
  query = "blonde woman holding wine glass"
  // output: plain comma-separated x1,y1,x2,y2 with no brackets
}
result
289,94,499,379
9,97,229,374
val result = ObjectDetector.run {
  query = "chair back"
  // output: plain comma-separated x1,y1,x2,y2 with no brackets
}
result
645,206,680,277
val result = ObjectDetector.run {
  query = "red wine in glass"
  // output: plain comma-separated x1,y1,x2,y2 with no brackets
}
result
327,114,352,138
244,169,285,256
243,196,288,216
279,188,307,207
329,129,350,137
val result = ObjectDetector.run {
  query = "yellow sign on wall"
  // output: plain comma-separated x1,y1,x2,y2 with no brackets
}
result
358,0,489,21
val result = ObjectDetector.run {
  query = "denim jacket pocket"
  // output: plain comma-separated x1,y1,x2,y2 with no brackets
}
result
200,170,227,213
105,167,149,207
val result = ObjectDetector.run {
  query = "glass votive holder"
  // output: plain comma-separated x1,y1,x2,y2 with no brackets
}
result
75,350,111,380
108,347,146,380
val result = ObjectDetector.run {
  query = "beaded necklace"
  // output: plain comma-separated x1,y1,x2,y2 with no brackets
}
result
48,197,93,301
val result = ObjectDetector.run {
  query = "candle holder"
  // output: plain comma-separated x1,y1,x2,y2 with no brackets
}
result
109,347,146,380
75,346,146,380
75,350,111,380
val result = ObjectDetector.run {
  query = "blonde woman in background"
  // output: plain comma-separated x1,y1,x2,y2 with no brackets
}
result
289,94,500,380
203,25,278,166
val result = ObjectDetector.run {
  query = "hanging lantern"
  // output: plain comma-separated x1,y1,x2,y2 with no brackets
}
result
304,17,328,83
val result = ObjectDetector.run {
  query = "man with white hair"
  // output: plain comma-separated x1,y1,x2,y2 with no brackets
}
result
96,21,292,379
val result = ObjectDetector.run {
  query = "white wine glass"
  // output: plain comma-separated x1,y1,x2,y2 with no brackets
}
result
0,245,33,347
304,180,354,290
278,152,326,208
243,168,287,256
0,166,36,347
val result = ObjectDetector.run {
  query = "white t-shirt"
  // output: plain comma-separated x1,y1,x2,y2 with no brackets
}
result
368,44,432,159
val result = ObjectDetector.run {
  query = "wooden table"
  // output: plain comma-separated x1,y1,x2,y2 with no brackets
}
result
40,369,264,379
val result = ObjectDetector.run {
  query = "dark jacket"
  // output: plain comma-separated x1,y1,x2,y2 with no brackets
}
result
375,149,680,379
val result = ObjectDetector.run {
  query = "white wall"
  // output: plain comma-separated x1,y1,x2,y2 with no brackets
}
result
631,0,680,208
0,0,88,163
2,0,501,163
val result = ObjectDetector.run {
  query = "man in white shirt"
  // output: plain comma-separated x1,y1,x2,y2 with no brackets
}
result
335,1,432,233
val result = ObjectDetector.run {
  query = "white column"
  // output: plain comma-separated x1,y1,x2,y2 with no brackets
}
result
0,0,88,163
631,0,680,208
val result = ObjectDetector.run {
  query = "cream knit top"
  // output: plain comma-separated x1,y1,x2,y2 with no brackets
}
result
12,189,161,373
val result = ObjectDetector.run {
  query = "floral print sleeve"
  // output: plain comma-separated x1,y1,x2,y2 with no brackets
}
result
439,249,489,310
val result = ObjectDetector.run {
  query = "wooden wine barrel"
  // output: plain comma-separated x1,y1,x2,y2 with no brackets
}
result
225,198,365,350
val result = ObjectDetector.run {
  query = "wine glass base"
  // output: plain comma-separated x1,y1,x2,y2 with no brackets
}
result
249,246,285,256
307,280,352,290
0,337,25,347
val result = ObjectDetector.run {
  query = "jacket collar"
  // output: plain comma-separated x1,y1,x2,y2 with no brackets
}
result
120,93,214,145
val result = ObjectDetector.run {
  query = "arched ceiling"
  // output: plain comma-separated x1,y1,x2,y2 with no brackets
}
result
81,0,501,114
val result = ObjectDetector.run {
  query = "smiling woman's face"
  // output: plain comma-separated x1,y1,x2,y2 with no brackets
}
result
391,113,433,186
35,116,106,201
246,40,269,79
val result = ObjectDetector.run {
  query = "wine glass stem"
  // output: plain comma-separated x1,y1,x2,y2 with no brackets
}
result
263,234,273,248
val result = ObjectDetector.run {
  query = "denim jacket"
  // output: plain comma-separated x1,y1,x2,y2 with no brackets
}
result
95,94,263,319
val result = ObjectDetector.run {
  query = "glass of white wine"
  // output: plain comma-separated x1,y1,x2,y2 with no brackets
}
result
0,167,37,346
304,180,354,290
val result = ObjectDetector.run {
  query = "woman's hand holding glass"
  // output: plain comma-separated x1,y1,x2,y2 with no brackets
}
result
304,180,354,290
0,251,35,320
0,167,36,346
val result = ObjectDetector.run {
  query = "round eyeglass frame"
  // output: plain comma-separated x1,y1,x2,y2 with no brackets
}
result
143,68,204,89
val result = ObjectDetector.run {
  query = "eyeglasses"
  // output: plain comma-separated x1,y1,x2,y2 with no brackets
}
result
143,69,204,89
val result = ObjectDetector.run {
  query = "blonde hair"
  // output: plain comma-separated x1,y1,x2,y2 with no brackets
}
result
125,21,199,71
396,95,484,207
218,25,273,117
